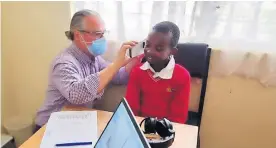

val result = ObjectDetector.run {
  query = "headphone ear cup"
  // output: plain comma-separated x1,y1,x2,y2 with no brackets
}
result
163,118,175,135
155,118,175,138
142,117,157,134
163,118,173,130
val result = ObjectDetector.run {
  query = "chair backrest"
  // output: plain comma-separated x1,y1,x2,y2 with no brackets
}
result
175,43,211,127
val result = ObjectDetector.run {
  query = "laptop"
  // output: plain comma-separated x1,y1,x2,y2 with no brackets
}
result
94,98,151,148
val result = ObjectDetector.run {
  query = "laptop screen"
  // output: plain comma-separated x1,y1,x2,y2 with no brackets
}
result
95,98,150,148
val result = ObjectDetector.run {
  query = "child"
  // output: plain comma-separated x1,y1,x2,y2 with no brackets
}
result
125,21,191,124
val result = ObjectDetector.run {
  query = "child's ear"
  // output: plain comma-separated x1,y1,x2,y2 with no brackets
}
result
171,47,178,56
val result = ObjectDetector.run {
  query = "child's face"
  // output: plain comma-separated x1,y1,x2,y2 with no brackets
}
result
144,31,176,65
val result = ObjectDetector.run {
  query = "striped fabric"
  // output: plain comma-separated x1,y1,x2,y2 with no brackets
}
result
35,43,128,126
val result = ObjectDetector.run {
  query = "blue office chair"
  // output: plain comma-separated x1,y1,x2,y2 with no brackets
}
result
175,43,212,148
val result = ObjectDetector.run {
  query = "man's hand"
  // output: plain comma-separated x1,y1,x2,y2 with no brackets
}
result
125,54,145,73
114,41,138,67
98,41,137,93
125,57,140,73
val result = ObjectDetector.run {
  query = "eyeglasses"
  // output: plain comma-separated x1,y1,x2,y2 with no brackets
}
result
78,29,109,38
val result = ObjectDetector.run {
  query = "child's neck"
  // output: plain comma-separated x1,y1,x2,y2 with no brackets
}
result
150,59,170,72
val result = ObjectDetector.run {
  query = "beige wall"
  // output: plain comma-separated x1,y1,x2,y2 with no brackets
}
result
201,75,276,148
0,2,2,134
2,2,71,127
1,2,276,148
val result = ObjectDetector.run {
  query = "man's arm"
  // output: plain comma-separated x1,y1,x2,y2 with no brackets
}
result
52,62,105,104
98,56,129,85
52,41,137,104
168,72,191,124
98,41,138,90
125,67,141,116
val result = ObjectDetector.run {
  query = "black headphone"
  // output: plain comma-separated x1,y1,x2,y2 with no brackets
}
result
140,117,175,148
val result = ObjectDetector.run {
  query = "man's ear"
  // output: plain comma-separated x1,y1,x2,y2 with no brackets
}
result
73,30,80,41
171,47,178,56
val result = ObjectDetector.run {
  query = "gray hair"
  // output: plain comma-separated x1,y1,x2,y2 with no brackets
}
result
65,9,103,40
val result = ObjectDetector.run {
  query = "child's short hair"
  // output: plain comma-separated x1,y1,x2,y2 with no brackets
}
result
152,21,180,48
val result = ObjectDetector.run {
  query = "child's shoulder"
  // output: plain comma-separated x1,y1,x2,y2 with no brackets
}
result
130,62,145,74
173,64,191,80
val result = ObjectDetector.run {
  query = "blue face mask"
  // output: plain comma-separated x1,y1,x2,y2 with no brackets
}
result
81,37,107,56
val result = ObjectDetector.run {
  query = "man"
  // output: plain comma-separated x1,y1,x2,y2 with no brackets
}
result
34,9,139,133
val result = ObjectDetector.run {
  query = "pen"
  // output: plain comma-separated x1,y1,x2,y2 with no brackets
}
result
55,142,92,147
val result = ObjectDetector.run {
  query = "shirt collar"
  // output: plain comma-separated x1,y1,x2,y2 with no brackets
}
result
68,43,94,64
140,56,175,79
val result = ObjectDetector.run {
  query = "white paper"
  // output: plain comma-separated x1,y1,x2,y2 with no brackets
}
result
40,111,97,148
